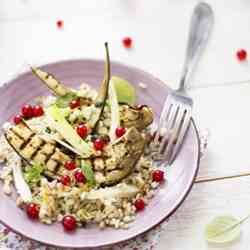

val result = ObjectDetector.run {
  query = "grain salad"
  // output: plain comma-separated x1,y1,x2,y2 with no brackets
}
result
0,44,165,232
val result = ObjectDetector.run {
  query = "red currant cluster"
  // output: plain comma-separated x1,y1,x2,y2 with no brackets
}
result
13,104,44,124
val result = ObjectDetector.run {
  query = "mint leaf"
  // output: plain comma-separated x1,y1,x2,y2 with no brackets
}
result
55,92,78,108
81,160,95,186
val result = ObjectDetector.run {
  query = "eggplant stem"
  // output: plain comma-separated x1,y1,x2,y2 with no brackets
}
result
92,42,111,131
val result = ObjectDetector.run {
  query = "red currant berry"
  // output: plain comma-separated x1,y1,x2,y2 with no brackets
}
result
21,104,33,119
134,199,145,212
60,175,71,186
65,161,76,170
152,170,164,182
13,114,22,125
26,203,39,219
76,124,88,139
74,170,86,183
122,37,132,49
236,49,247,61
70,99,80,109
62,215,77,231
33,105,44,117
94,138,105,151
56,20,64,29
115,127,126,137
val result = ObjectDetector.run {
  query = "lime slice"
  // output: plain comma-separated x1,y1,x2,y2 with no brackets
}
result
204,215,242,244
111,76,136,105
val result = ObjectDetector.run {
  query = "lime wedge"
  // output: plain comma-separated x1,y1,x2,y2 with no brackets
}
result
111,76,136,105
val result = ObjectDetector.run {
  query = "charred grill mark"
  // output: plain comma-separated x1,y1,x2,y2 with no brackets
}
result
43,147,56,163
55,165,65,175
44,170,57,179
9,128,24,141
5,122,70,178
5,131,24,149
19,134,35,150
46,159,59,172
11,124,34,141
4,133,31,166
33,151,47,165
32,140,46,157
26,136,49,160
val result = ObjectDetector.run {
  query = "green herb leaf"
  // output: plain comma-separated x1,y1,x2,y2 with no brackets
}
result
45,127,51,134
81,160,96,186
95,101,104,108
24,163,44,187
55,92,78,108
205,215,243,244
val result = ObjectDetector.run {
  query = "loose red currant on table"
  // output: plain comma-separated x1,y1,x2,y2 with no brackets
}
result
26,203,39,219
152,170,164,182
76,124,88,138
21,104,33,119
60,175,71,186
13,114,22,125
122,37,132,49
65,161,76,170
134,199,145,212
236,49,247,61
94,138,105,151
56,20,64,29
115,127,126,138
62,215,77,231
74,170,86,183
70,99,80,109
33,105,44,117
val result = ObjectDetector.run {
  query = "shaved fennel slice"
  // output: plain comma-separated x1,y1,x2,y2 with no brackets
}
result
53,137,82,156
46,105,92,157
109,79,120,142
38,132,82,156
82,183,139,201
11,159,32,202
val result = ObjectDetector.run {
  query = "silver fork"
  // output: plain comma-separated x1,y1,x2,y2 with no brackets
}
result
154,2,214,164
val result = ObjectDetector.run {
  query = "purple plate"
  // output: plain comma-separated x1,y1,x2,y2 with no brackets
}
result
0,59,200,249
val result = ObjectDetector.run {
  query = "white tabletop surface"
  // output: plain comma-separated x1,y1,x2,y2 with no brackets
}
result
1,1,250,249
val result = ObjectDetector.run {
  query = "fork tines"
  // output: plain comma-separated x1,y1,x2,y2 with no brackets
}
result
154,94,192,164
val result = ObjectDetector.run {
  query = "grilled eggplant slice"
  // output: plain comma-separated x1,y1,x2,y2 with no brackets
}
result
5,122,71,179
120,104,153,130
89,42,111,130
31,66,92,108
31,66,71,97
100,127,145,186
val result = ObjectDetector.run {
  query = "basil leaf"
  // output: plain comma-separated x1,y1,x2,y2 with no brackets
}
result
81,160,95,186
55,92,78,108
205,215,242,244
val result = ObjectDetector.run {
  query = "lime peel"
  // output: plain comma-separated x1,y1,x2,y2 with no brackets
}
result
112,76,136,105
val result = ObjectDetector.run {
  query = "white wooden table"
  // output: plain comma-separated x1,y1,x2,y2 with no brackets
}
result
1,1,250,249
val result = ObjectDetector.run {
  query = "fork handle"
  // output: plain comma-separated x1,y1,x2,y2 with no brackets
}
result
178,2,214,92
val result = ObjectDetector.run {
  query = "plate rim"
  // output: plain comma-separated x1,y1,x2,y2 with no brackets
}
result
0,59,200,249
